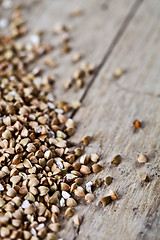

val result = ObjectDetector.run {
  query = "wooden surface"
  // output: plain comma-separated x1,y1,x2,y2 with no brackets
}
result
1,0,160,239
70,1,160,240
5,0,135,103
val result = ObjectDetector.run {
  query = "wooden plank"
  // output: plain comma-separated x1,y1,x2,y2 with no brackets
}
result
0,1,144,240
0,0,136,103
68,0,160,239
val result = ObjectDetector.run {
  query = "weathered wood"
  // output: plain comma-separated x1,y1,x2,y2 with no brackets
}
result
2,0,159,240
0,0,136,103
69,0,160,239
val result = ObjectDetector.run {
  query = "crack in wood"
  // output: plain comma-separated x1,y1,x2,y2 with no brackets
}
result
72,215,84,240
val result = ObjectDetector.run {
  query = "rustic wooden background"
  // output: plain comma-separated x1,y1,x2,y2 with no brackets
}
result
1,0,160,239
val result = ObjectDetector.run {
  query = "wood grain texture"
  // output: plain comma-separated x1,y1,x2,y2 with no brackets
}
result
1,0,160,239
0,0,135,103
68,0,160,239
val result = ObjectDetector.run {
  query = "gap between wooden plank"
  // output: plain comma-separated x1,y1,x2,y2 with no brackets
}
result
70,0,143,119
